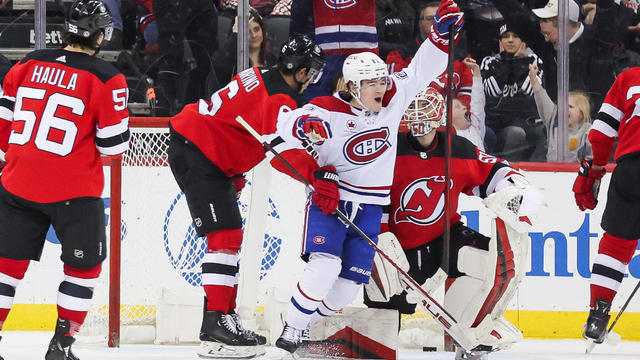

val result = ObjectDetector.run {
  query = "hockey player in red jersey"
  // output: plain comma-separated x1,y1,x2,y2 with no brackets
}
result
573,67,640,347
363,88,542,360
167,34,325,358
0,1,129,359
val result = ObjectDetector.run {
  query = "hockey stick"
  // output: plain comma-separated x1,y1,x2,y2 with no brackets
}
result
442,22,456,352
586,280,640,354
235,115,480,351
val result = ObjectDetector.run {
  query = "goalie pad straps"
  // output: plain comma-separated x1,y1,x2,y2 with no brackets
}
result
365,232,410,302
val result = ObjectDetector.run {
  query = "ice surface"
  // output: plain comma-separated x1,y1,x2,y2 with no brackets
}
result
1,332,638,360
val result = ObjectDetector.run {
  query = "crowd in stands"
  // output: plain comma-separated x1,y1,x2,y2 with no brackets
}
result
2,0,639,163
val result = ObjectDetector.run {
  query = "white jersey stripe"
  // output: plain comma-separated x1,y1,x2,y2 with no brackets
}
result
591,120,618,137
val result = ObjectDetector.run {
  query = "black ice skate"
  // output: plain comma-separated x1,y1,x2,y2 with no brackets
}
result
229,311,267,345
198,311,263,359
584,298,611,344
200,311,259,346
45,319,79,360
276,323,305,354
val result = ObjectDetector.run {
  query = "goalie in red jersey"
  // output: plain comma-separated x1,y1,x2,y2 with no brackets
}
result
363,88,543,360
0,1,130,359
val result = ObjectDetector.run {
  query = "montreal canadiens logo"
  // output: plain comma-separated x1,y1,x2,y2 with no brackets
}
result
394,176,452,226
343,127,391,165
323,0,357,9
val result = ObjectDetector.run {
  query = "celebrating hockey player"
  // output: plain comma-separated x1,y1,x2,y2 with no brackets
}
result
573,67,640,349
167,35,325,358
0,1,129,359
363,88,542,360
266,0,464,354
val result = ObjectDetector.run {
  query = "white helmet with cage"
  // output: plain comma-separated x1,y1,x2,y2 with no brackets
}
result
402,87,445,137
342,52,389,106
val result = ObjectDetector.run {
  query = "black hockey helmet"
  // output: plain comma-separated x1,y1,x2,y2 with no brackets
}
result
65,0,114,41
278,34,326,82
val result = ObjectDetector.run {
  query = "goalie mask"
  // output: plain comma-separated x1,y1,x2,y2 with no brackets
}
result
342,52,389,111
402,87,445,137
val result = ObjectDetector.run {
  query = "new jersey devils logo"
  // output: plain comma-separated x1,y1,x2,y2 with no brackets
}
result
343,127,391,165
323,0,357,9
394,176,452,226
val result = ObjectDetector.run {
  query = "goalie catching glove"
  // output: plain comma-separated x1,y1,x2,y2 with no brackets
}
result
572,159,605,211
483,173,544,233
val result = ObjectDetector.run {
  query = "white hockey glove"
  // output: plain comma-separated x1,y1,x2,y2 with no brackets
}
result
483,174,544,233
365,232,410,302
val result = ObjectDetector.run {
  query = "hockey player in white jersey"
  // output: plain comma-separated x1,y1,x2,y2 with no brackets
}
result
267,0,465,353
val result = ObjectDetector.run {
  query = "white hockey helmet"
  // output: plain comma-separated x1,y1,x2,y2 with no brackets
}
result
401,87,445,136
343,52,388,94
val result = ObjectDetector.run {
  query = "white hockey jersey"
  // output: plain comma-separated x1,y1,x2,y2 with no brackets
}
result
270,39,448,205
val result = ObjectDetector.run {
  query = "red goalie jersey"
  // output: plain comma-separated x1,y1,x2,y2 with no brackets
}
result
384,131,520,250
0,49,130,203
589,67,640,165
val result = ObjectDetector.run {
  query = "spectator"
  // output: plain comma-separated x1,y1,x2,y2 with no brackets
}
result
529,64,592,162
481,22,546,161
218,0,292,16
153,0,218,116
453,57,486,150
461,0,503,62
386,2,473,109
490,0,618,110
214,9,278,83
376,0,416,60
290,0,378,99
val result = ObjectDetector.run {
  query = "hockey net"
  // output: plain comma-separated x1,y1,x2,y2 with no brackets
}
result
82,118,441,347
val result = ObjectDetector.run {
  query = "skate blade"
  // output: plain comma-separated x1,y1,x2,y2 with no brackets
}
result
585,339,596,354
198,341,263,359
277,347,300,360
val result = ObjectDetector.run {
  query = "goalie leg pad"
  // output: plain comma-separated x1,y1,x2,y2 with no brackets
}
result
365,232,410,302
445,222,516,333
286,253,341,330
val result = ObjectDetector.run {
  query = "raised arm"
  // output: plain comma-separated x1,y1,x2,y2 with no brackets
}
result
394,0,464,111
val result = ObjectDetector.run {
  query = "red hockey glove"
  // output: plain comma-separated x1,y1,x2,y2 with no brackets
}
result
429,0,464,53
312,166,340,215
572,160,605,211
232,175,246,200
295,115,332,144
